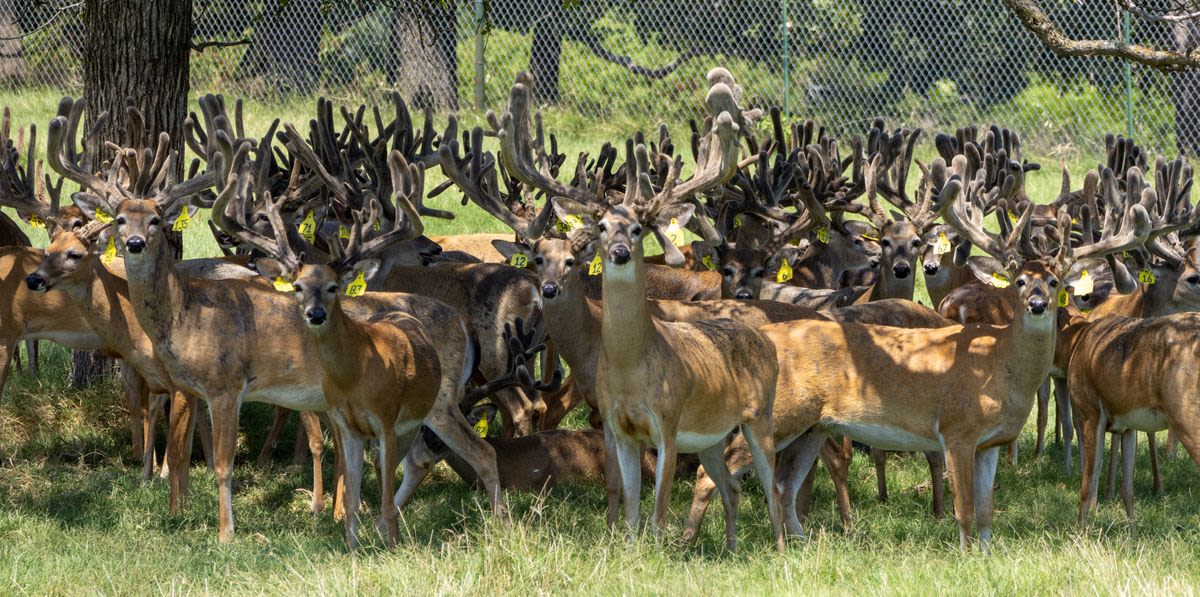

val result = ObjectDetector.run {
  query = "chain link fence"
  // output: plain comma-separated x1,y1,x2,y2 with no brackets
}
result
1,1,1197,157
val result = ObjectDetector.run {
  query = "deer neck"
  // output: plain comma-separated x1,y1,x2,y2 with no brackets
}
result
308,303,365,389
998,304,1058,393
600,249,654,368
870,262,915,301
545,272,603,372
121,239,184,347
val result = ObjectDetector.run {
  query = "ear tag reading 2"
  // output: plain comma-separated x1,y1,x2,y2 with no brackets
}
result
666,218,685,246
172,208,192,232
588,249,603,276
509,253,529,268
1073,269,1094,296
94,210,114,224
345,271,367,297
473,417,489,438
28,214,45,229
100,237,117,265
816,225,830,244
273,277,295,292
776,259,794,283
1138,269,1156,285
1058,288,1070,308
701,255,717,272
934,233,952,255
989,273,1010,288
338,225,350,240
297,211,317,244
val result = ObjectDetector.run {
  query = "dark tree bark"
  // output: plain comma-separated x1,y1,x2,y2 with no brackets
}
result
530,17,563,104
236,0,320,95
392,3,458,110
79,0,192,385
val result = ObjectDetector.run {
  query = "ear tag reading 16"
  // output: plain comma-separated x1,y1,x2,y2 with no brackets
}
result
345,271,368,297
28,214,45,229
776,259,794,283
100,237,117,265
509,253,529,268
816,225,830,244
473,417,489,438
172,208,192,232
1058,288,1070,308
1073,269,1094,296
297,211,317,244
273,277,294,292
934,233,952,255
588,249,603,276
990,273,1010,289
701,255,717,272
94,210,114,224
1138,269,1157,285
666,218,685,246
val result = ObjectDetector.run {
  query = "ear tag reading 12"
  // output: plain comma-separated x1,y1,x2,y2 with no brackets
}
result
509,253,529,268
666,218,685,246
297,211,317,244
100,237,117,265
473,417,489,438
816,225,830,244
338,225,350,240
701,255,717,272
28,213,45,229
1058,288,1070,308
934,233,952,255
588,249,603,276
1138,269,1156,285
776,259,794,283
345,271,368,297
1073,269,1094,296
990,273,1010,289
172,208,192,232
94,210,114,224
273,276,294,292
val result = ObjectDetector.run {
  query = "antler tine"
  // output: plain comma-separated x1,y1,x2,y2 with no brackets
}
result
1072,168,1152,261
0,114,49,218
669,84,741,199
46,105,124,205
862,153,892,229
209,141,298,268
466,317,563,402
940,176,1009,261
332,151,427,271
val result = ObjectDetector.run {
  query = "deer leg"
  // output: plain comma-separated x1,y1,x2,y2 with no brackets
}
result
1078,407,1107,525
166,392,196,512
926,451,946,519
774,432,825,539
682,434,753,544
196,407,215,470
1056,380,1074,475
742,417,784,552
1147,432,1163,495
327,421,345,522
612,432,644,539
871,448,888,501
120,366,146,461
1035,378,1050,458
972,446,1000,553
821,437,853,531
209,397,242,543
695,442,740,552
23,339,37,377
404,404,505,519
299,411,325,515
1165,429,1180,459
1006,438,1018,466
143,392,167,481
1105,432,1120,499
333,418,365,551
536,377,580,431
1121,430,1137,524
375,425,407,549
255,407,292,467
650,433,678,538
943,444,976,551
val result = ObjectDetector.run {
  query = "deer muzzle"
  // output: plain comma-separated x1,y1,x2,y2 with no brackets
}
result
24,273,47,292
610,245,631,265
305,306,327,326
541,282,560,299
125,237,147,254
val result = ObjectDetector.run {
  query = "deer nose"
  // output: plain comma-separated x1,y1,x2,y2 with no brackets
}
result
734,289,754,300
305,306,327,326
923,262,940,275
24,273,46,291
610,245,631,265
541,282,559,299
892,262,911,279
1028,296,1048,315
125,237,146,254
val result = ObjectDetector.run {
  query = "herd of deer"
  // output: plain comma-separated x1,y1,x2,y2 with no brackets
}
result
2,67,1200,553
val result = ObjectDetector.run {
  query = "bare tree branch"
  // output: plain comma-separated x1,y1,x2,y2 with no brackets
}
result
0,1,80,41
191,38,251,53
1115,0,1200,23
1004,0,1200,72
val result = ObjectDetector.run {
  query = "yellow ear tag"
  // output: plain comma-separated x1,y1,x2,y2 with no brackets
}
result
28,213,45,229
473,417,489,438
816,225,830,244
345,271,368,297
1138,269,1156,285
273,277,294,292
990,273,1010,288
732,214,744,229
776,259,794,283
171,208,192,232
1073,269,1094,296
588,249,603,276
666,218,685,246
297,211,316,244
373,218,383,232
509,253,529,268
1057,288,1070,308
100,236,117,265
338,225,350,240
934,233,952,255
860,233,878,242
94,210,113,224
701,254,717,271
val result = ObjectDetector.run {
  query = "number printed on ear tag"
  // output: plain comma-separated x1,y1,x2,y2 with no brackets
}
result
338,225,350,240
989,273,1010,288
1058,288,1069,307
934,233,951,255
666,218,685,246
297,211,316,244
172,208,192,232
556,214,583,233
776,259,793,283
273,277,295,292
701,255,717,271
588,249,603,276
509,253,528,268
816,225,830,244
28,214,45,229
1138,269,1156,285
345,271,368,297
733,214,744,229
94,210,113,224
100,236,117,266
474,417,489,438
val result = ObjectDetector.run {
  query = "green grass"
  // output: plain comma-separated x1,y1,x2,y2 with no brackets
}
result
2,92,1198,594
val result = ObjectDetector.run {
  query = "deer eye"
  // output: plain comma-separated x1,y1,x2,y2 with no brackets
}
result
880,239,891,248
853,238,862,246
1049,278,1058,287
722,268,734,278
631,225,643,236
597,222,607,232
753,268,765,278
1017,278,1027,287
326,284,337,294
534,256,544,266
292,283,304,293
71,220,83,230
67,251,84,260
564,258,575,267
149,217,161,227
115,216,126,225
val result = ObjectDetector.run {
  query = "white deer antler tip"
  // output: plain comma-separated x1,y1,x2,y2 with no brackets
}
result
706,67,734,86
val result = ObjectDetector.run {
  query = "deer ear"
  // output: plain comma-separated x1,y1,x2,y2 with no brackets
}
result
1063,258,1107,288
690,240,719,271
466,402,498,427
93,227,117,255
343,259,382,286
966,256,1011,288
165,205,198,229
552,199,593,225
71,192,103,220
491,239,532,262
655,203,695,230
254,258,287,283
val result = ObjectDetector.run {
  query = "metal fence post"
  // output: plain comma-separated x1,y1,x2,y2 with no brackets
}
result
474,0,486,111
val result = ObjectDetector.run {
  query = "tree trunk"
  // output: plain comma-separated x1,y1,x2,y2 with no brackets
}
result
70,350,112,389
235,0,320,95
391,3,458,110
0,2,25,84
1173,19,1200,155
530,16,562,104
80,0,192,385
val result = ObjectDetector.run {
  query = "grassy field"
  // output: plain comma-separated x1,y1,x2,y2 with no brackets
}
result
2,92,1198,595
